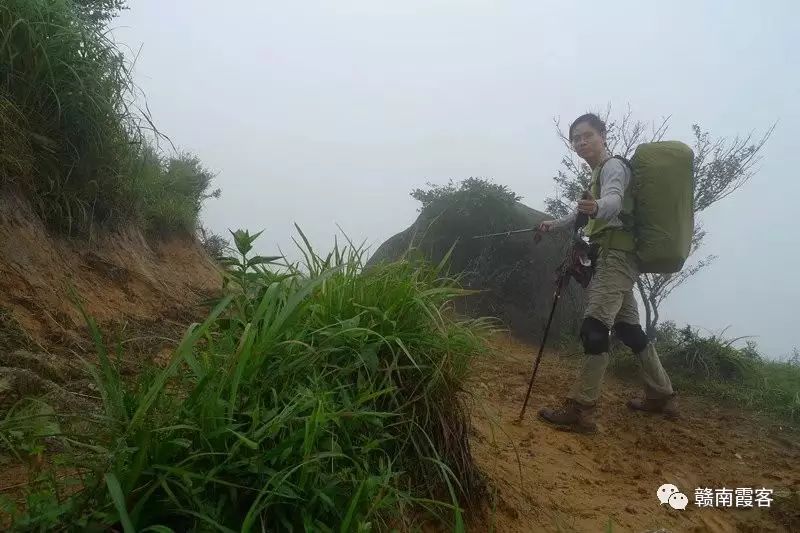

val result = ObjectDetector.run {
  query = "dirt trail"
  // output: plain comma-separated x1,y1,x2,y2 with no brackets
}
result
467,335,800,533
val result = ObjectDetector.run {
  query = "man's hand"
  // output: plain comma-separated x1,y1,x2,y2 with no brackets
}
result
534,220,556,243
577,192,598,217
538,220,556,233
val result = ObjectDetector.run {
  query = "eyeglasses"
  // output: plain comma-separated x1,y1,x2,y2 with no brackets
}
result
571,131,596,145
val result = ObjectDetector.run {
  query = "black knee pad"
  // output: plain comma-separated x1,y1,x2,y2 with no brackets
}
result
614,322,648,353
580,317,609,355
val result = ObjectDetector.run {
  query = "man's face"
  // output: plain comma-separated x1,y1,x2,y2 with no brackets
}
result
570,122,605,162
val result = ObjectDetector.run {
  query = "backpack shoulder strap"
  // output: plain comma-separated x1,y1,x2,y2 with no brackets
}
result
611,155,633,172
593,155,631,196
604,155,632,172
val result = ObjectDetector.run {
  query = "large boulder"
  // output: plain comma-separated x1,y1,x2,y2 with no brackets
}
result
367,181,584,343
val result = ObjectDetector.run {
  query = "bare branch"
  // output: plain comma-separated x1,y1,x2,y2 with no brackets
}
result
692,122,776,211
651,116,671,142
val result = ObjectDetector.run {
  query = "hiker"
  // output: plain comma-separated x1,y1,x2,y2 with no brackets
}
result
535,113,678,433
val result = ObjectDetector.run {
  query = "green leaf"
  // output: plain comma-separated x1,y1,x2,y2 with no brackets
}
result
180,510,237,533
226,428,258,450
361,343,379,373
105,473,135,533
340,478,366,533
247,255,283,267
230,229,264,255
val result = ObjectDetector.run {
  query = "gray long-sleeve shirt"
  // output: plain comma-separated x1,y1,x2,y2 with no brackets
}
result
552,158,631,230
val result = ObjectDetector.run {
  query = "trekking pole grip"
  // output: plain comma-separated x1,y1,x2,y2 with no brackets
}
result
574,190,591,231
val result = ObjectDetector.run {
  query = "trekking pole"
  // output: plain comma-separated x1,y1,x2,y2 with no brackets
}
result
517,194,591,422
517,262,568,422
471,227,537,239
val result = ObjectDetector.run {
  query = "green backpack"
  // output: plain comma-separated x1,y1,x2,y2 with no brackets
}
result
593,141,694,274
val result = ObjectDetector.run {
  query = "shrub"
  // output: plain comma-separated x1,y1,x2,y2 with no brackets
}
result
123,146,221,235
662,325,759,382
198,226,232,260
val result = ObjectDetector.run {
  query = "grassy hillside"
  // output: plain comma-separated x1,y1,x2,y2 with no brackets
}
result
0,0,217,234
607,322,800,423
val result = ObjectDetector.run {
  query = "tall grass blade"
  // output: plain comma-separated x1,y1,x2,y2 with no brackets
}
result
105,473,136,533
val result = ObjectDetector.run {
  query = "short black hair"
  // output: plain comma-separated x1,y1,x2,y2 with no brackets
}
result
569,113,606,140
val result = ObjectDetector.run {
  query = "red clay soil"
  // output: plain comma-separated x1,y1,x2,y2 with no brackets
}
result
466,334,800,533
0,192,221,349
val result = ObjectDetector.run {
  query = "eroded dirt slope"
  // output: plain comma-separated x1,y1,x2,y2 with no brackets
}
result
0,193,221,350
467,335,800,533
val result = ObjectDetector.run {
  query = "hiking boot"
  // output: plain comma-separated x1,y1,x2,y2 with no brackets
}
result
538,399,597,433
627,394,680,419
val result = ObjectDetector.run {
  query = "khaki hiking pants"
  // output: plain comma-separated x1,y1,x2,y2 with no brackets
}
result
567,249,674,406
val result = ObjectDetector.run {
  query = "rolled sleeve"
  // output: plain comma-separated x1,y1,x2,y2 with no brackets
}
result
551,211,577,230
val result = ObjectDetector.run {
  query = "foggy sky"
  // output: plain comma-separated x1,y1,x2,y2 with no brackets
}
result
114,0,799,359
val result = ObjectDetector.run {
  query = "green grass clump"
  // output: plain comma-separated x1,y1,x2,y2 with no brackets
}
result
0,0,218,234
1,228,494,531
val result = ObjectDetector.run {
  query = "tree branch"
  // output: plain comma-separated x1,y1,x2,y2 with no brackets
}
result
692,122,776,212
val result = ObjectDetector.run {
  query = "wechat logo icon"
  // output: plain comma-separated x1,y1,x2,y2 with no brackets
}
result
657,483,688,510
